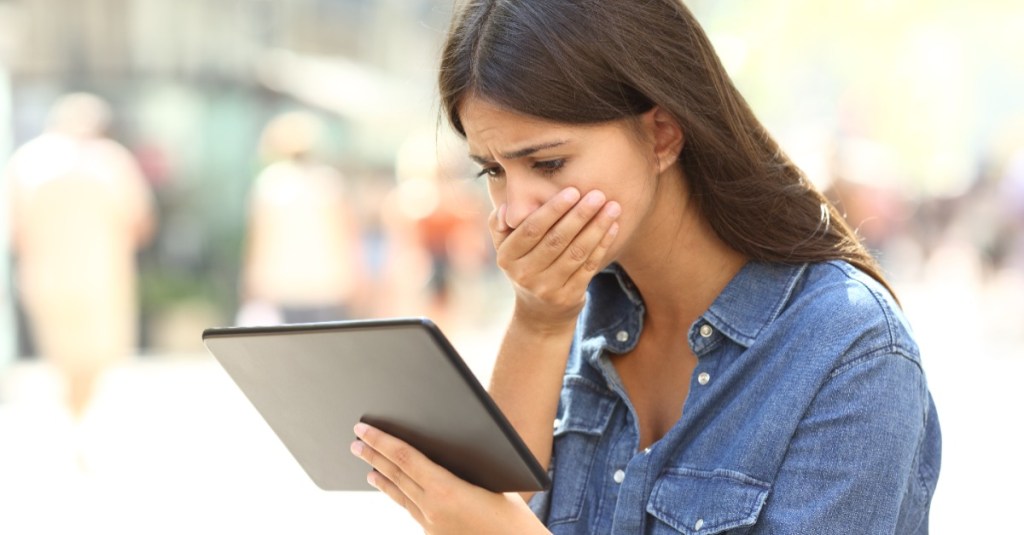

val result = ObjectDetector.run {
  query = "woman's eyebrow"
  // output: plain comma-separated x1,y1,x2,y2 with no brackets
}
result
469,140,569,164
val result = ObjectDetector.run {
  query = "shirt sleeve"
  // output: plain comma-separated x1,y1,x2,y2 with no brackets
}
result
528,486,552,523
754,348,935,534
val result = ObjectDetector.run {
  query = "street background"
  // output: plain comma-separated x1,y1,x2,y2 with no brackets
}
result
1,0,1022,533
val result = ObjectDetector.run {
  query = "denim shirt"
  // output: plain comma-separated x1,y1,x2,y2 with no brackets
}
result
528,260,941,534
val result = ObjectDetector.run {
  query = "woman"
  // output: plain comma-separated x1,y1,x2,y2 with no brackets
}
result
350,1,941,533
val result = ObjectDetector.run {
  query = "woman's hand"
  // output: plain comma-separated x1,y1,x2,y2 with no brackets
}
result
490,187,621,331
350,423,549,535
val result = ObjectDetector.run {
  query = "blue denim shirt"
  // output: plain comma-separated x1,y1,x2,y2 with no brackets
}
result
528,260,941,534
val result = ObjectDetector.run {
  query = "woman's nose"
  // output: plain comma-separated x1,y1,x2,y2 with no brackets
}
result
503,178,547,229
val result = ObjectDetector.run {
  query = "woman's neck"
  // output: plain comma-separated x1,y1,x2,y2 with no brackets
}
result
617,171,747,331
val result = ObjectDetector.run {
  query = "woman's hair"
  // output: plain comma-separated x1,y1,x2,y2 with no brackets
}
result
438,0,897,297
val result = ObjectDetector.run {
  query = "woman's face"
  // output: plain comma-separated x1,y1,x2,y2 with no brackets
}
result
458,96,667,262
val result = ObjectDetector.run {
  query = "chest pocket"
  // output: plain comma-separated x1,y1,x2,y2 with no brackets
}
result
646,468,770,535
545,375,618,527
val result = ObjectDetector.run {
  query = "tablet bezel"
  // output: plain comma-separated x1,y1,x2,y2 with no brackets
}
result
202,317,551,493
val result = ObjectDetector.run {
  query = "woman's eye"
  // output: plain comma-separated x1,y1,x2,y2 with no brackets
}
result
475,166,504,180
534,159,565,175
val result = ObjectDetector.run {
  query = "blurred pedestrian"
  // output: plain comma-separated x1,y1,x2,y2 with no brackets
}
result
5,92,156,419
237,111,367,325
379,131,491,327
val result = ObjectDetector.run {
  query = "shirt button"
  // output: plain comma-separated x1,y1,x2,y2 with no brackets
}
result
694,518,705,530
643,447,651,455
612,469,625,484
699,324,714,338
697,372,710,385
616,330,629,342
553,418,561,429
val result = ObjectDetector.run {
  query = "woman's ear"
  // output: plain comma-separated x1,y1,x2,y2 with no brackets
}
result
641,106,685,173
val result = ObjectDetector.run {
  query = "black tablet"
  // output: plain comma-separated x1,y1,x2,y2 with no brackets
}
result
201,317,550,493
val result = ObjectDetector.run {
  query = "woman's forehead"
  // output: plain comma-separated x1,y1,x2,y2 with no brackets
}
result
460,99,570,151
459,97,557,132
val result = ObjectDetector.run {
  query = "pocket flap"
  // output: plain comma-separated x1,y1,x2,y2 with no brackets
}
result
647,468,770,534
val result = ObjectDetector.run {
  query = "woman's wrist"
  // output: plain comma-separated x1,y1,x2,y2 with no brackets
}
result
509,306,579,340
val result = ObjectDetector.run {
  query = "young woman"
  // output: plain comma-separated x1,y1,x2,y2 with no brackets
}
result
350,1,941,533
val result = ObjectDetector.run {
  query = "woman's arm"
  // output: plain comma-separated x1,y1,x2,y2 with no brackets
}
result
349,187,620,533
484,187,621,501
487,315,575,500
754,349,938,533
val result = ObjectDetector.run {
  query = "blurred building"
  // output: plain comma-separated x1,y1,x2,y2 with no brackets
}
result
0,0,455,355
2,0,448,145
4,0,445,79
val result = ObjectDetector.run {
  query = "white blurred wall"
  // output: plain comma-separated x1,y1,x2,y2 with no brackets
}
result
0,64,12,369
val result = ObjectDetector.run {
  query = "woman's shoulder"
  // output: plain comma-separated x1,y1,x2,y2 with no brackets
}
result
797,260,901,316
784,260,921,366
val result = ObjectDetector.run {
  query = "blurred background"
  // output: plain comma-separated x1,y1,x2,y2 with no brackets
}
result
0,0,1021,533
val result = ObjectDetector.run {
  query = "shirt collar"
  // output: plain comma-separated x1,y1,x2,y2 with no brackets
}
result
578,261,807,362
700,261,807,348
577,263,645,360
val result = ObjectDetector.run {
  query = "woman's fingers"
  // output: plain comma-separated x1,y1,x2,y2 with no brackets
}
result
518,190,607,270
350,423,428,503
498,189,616,270
493,187,581,260
533,194,620,279
486,186,621,324
566,220,619,291
506,191,620,294
364,467,427,526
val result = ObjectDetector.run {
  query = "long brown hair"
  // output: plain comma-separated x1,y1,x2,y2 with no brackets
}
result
438,0,896,297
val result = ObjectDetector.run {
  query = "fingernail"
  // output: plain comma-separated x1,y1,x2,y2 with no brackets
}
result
354,422,369,438
561,187,580,202
608,222,620,237
367,471,380,489
606,201,621,218
585,190,605,206
350,440,364,456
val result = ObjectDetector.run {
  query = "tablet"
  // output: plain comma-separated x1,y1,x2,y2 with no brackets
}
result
201,317,551,493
